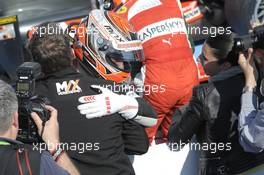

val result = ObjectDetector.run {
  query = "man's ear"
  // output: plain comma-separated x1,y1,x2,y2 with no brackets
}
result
13,112,19,129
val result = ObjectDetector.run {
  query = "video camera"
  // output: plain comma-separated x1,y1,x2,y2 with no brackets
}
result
234,25,264,52
16,62,50,143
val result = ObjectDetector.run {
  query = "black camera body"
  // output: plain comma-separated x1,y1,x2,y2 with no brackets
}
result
234,25,264,52
16,62,50,143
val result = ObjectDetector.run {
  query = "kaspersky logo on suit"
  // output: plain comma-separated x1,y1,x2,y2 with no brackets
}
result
56,80,82,95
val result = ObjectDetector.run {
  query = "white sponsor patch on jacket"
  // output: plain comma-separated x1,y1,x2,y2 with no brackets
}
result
128,0,162,20
56,80,82,95
137,18,187,43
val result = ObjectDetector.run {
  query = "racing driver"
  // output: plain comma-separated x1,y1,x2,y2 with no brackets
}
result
115,0,199,143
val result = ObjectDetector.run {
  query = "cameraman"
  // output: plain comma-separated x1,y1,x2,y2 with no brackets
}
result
0,80,79,175
168,33,264,175
28,22,155,175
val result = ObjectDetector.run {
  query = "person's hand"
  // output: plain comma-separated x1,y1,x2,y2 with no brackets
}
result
77,85,138,119
238,48,258,88
31,105,60,152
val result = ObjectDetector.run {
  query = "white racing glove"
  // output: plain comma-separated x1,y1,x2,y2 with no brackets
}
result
77,85,139,119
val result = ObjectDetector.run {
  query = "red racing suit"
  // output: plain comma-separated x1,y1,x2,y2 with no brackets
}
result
117,0,199,144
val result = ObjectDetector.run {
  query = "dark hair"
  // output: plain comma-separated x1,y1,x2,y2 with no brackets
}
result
28,22,73,75
205,32,238,66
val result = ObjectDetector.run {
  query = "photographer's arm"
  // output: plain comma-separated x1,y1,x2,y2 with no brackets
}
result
238,49,264,152
239,91,264,152
31,106,80,175
238,48,257,90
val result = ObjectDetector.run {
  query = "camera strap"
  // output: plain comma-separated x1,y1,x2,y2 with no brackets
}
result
40,121,46,138
16,148,33,175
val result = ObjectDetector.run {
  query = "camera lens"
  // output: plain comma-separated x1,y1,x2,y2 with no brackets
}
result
234,39,244,52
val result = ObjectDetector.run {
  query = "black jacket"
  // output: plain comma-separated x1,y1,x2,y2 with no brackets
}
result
168,72,264,175
35,68,153,175
0,138,41,175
